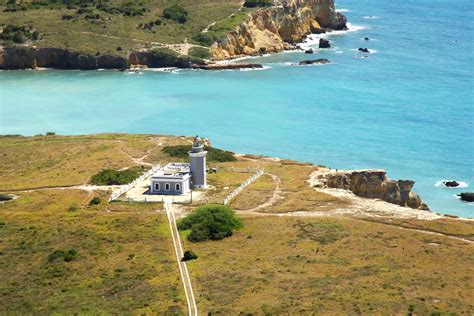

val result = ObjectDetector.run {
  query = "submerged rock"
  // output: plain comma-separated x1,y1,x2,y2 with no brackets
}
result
458,192,474,202
364,37,370,41
319,38,331,48
305,48,314,54
299,58,330,65
191,63,263,70
358,47,370,53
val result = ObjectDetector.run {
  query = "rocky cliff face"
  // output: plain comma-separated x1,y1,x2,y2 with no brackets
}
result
0,47,128,70
0,47,207,70
211,0,346,59
319,170,429,210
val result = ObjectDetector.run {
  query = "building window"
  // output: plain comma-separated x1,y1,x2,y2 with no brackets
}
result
165,183,170,191
154,183,160,191
176,183,181,191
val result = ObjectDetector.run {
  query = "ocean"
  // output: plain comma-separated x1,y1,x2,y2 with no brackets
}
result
0,0,473,217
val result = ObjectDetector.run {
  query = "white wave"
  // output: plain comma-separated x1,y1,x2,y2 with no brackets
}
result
364,16,380,20
435,180,469,188
336,8,351,12
350,48,378,54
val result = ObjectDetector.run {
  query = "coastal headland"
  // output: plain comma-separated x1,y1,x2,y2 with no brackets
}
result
0,133,472,314
0,0,346,70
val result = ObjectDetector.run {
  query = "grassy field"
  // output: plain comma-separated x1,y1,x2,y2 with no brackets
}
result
0,189,185,314
0,134,191,190
1,134,473,314
185,216,474,315
0,0,246,55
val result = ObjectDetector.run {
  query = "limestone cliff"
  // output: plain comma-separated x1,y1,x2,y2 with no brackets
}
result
316,170,430,210
211,0,346,59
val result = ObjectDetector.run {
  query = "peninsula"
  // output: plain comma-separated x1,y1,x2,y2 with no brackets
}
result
0,0,346,70
0,133,472,314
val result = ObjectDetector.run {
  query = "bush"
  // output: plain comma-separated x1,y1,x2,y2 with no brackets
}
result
243,0,273,8
177,204,243,242
191,33,219,47
89,196,101,206
0,194,13,202
181,250,198,261
163,4,188,23
68,203,79,212
188,47,211,59
163,145,236,162
90,166,144,185
46,131,55,136
48,249,78,262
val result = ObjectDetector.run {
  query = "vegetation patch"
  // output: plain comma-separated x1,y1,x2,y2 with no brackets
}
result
163,145,236,162
243,0,273,8
162,4,188,23
90,166,146,185
0,193,13,202
182,250,198,261
294,221,348,244
48,249,78,262
188,46,211,59
177,204,243,242
0,24,40,45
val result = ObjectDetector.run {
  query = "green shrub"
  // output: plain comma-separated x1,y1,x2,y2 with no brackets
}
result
191,33,220,47
90,166,144,185
68,203,79,212
0,194,13,202
163,4,188,23
181,250,198,261
243,0,273,8
163,145,236,162
48,249,78,262
188,47,211,59
46,131,55,136
89,196,101,206
177,204,243,242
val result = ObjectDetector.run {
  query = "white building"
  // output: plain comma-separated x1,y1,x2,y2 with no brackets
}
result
150,136,207,195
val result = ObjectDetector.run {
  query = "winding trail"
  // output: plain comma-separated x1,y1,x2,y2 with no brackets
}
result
164,202,198,316
242,173,283,212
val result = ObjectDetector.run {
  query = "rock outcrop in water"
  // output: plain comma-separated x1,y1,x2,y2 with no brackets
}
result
458,193,474,202
319,170,429,210
211,0,346,59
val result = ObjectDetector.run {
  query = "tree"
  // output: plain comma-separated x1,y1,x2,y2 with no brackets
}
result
163,4,188,23
177,204,243,242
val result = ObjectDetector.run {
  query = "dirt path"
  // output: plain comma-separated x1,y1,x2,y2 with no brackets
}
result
164,202,198,316
243,173,282,212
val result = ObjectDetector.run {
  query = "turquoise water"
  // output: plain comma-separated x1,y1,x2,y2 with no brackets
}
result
0,0,473,217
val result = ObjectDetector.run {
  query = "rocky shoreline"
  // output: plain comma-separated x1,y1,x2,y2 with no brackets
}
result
0,0,346,70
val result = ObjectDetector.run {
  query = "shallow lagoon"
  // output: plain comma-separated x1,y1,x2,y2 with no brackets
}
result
0,0,473,216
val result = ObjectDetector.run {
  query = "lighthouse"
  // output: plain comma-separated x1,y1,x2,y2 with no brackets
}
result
189,136,207,189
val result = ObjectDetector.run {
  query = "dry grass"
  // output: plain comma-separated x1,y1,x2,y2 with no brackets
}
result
0,189,185,314
185,216,474,315
229,173,276,210
0,134,191,190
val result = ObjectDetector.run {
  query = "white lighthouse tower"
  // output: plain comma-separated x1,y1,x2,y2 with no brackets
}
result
189,136,207,189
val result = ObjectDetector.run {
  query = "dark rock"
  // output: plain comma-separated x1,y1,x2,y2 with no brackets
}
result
192,63,263,70
97,54,128,69
319,38,331,48
364,37,370,41
458,192,474,202
443,180,460,187
358,47,370,53
299,58,331,65
305,48,314,54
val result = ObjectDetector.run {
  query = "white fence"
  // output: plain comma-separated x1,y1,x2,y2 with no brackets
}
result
108,164,161,202
223,169,264,205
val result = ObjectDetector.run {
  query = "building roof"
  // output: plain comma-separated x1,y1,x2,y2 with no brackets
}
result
151,162,191,180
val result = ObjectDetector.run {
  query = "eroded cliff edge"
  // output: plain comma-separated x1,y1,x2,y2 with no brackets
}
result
211,0,346,59
311,169,430,210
